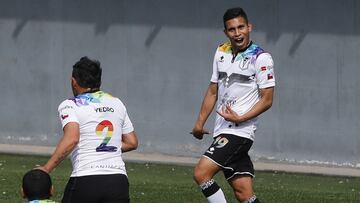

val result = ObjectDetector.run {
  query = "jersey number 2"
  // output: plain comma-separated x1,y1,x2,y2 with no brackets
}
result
95,120,117,152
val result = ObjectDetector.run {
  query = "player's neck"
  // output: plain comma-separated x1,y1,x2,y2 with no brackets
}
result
232,41,252,56
76,87,100,96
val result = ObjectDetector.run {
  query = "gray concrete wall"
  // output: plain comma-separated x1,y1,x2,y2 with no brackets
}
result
0,0,359,167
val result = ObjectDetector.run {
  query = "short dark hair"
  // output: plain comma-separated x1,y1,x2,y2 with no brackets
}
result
72,56,102,89
22,169,52,201
223,7,249,29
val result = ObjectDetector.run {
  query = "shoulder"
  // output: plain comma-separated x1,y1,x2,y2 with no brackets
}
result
250,44,272,58
217,42,232,53
256,52,274,66
103,92,123,104
244,43,265,57
102,92,127,109
58,99,76,112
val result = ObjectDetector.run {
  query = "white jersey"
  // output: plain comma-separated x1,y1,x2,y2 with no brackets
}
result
57,91,134,177
210,42,275,140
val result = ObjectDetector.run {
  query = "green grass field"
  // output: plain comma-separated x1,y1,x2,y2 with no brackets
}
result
0,153,359,203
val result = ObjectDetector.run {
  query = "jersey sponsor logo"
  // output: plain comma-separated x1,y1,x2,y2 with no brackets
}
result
261,66,267,71
219,93,236,107
91,164,121,169
219,56,225,62
61,114,69,120
95,107,115,113
59,105,73,112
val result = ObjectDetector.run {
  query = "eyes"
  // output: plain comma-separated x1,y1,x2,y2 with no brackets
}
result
226,25,247,33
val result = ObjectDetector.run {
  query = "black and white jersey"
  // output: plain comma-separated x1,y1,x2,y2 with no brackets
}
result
210,42,275,140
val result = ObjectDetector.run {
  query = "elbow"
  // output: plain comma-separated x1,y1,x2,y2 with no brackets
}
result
264,101,273,112
72,139,79,146
126,138,138,152
131,133,139,150
131,139,139,151
69,139,79,149
266,100,273,109
68,135,79,148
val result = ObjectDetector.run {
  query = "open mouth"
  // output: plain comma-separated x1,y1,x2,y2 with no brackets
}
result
234,38,244,44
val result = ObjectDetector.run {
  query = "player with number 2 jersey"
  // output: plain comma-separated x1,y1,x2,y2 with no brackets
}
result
39,57,138,203
58,90,134,177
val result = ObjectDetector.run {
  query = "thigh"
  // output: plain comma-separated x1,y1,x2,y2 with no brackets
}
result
203,134,252,167
229,175,253,191
229,176,254,201
194,156,222,181
223,151,254,180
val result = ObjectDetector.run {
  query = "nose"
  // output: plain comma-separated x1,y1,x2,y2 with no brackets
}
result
234,28,241,36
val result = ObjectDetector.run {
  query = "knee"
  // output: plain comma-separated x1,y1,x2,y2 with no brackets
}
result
234,191,248,202
193,165,209,184
233,188,253,202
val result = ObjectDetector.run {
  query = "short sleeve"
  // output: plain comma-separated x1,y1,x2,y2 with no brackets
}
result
122,110,134,134
255,53,275,89
58,100,79,129
210,49,219,83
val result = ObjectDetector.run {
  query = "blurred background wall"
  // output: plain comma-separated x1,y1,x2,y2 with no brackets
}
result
0,0,359,167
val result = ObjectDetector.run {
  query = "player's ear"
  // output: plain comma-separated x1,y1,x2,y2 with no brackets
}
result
248,23,253,32
21,187,26,198
50,185,54,196
223,28,229,38
71,77,77,86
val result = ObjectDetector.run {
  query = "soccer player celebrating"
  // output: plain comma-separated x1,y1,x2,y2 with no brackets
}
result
39,57,138,203
192,7,275,203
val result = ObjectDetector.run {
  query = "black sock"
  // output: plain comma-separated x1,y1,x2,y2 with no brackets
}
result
199,179,220,197
244,195,260,203
254,198,260,203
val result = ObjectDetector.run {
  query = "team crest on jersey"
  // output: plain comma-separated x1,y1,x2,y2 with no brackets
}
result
239,56,251,70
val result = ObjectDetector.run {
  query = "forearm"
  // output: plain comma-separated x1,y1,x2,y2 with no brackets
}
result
43,137,77,173
121,132,138,153
236,99,272,123
236,88,274,123
121,142,136,153
42,122,79,173
195,83,217,128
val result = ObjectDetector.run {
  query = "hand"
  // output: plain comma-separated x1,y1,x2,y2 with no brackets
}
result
191,126,209,140
216,105,240,123
35,165,50,173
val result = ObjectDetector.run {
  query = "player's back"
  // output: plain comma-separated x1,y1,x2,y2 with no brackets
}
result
58,91,133,177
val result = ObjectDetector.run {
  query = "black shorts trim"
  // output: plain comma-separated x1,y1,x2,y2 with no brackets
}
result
203,155,255,180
